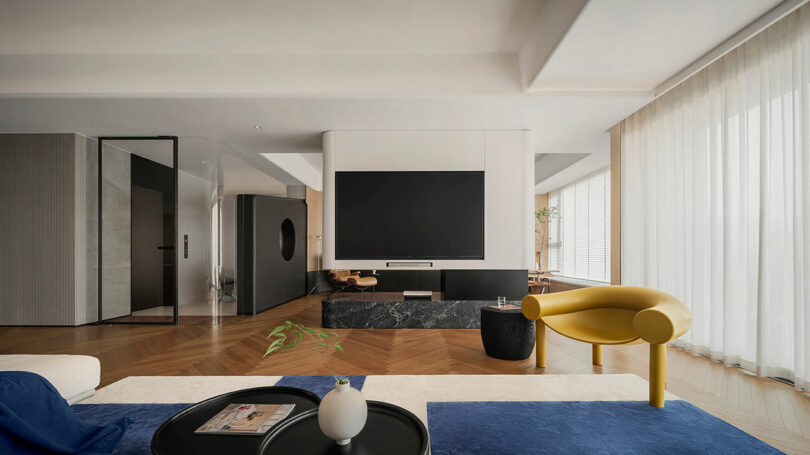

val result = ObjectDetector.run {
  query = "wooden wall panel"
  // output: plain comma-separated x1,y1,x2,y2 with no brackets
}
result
0,134,77,325
610,123,622,285
306,187,323,271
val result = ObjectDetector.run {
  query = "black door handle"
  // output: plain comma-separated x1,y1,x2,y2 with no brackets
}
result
157,246,175,250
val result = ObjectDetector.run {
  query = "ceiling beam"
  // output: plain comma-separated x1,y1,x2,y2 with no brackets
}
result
518,0,588,91
261,153,323,191
0,53,521,96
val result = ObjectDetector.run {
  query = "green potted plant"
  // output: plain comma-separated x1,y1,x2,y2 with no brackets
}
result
265,321,367,446
535,206,559,270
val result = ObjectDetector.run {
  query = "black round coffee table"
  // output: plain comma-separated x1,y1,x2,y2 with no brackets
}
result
257,400,428,455
480,306,536,360
151,386,320,455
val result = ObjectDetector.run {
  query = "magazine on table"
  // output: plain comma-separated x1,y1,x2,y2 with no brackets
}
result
195,403,296,435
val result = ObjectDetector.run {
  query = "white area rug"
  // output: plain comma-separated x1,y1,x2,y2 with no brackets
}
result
81,374,679,426
81,376,283,404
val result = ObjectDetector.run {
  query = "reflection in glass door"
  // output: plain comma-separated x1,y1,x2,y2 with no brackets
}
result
98,136,178,324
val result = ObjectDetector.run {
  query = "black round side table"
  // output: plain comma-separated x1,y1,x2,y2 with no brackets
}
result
258,400,429,455
151,386,320,455
480,306,536,360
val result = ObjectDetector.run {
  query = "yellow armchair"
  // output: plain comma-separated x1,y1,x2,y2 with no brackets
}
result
521,286,691,407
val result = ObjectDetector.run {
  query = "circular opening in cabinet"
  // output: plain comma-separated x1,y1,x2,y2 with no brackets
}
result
279,218,295,261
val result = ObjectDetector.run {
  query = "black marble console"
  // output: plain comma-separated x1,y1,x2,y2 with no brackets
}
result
322,292,518,329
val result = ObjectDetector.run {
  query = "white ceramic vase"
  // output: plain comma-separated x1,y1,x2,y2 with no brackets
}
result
317,380,368,445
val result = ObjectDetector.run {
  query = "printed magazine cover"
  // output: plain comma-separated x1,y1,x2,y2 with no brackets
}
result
195,403,296,435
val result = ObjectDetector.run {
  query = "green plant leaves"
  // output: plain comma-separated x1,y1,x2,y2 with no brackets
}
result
264,336,286,357
284,338,299,349
264,322,346,382
267,325,286,338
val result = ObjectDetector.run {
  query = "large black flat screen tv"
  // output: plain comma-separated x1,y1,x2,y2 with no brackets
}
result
336,171,484,260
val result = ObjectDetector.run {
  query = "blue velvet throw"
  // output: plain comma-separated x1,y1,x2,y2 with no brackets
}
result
0,371,131,455
427,400,783,455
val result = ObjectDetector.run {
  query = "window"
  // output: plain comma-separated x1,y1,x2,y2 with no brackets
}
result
548,167,610,283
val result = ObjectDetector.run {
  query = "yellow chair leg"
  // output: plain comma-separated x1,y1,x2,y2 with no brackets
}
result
650,343,666,407
592,344,602,366
535,321,546,368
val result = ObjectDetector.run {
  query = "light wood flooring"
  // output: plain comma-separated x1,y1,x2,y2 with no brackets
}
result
1,294,808,454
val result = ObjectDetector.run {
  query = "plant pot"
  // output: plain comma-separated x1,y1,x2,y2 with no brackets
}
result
317,380,368,445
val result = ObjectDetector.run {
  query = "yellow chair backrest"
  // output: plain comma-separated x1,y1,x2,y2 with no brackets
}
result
521,286,691,345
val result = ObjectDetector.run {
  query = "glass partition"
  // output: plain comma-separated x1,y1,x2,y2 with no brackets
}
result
97,136,289,324
98,137,177,324
175,137,288,320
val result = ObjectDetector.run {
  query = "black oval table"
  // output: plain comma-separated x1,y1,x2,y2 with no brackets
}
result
150,386,320,455
480,305,536,360
151,388,429,455
257,401,429,455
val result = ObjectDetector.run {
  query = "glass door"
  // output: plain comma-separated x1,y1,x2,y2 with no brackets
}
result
98,136,178,324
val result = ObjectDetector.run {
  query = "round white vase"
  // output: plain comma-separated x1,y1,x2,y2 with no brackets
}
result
317,380,368,445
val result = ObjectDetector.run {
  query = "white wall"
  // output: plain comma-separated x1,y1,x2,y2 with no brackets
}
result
322,130,534,270
220,194,237,286
178,171,213,307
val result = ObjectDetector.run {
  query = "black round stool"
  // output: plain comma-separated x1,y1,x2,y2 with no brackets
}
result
480,306,536,360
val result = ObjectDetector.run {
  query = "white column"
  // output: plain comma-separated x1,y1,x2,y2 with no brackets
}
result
322,131,336,269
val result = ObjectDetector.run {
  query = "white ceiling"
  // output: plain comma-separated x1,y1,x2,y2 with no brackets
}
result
0,94,650,180
0,0,542,54
0,0,791,193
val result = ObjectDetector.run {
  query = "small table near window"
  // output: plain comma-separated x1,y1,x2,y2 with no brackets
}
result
528,270,557,294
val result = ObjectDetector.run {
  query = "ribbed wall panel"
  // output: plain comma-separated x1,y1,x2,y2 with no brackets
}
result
82,137,99,325
0,134,77,325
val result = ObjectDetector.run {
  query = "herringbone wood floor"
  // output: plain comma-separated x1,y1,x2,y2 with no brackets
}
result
1,294,809,453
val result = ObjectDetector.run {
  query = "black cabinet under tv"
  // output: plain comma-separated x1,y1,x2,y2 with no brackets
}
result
340,269,527,301
352,270,442,293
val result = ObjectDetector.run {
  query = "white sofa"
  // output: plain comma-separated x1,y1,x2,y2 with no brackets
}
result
0,355,101,404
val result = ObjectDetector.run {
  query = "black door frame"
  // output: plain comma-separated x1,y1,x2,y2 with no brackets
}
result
97,136,179,325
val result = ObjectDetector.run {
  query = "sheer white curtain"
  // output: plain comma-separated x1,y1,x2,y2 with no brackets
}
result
621,4,810,390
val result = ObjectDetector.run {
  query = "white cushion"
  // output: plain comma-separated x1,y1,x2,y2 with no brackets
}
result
0,354,100,404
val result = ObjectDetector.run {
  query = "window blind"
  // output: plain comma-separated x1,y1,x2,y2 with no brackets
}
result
548,167,610,283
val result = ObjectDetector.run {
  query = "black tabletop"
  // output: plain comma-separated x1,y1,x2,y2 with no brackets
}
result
257,401,429,455
480,305,522,313
151,386,320,455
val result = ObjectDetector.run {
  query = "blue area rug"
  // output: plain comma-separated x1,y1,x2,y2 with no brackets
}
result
427,400,782,455
275,375,366,399
71,404,189,455
70,375,366,454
